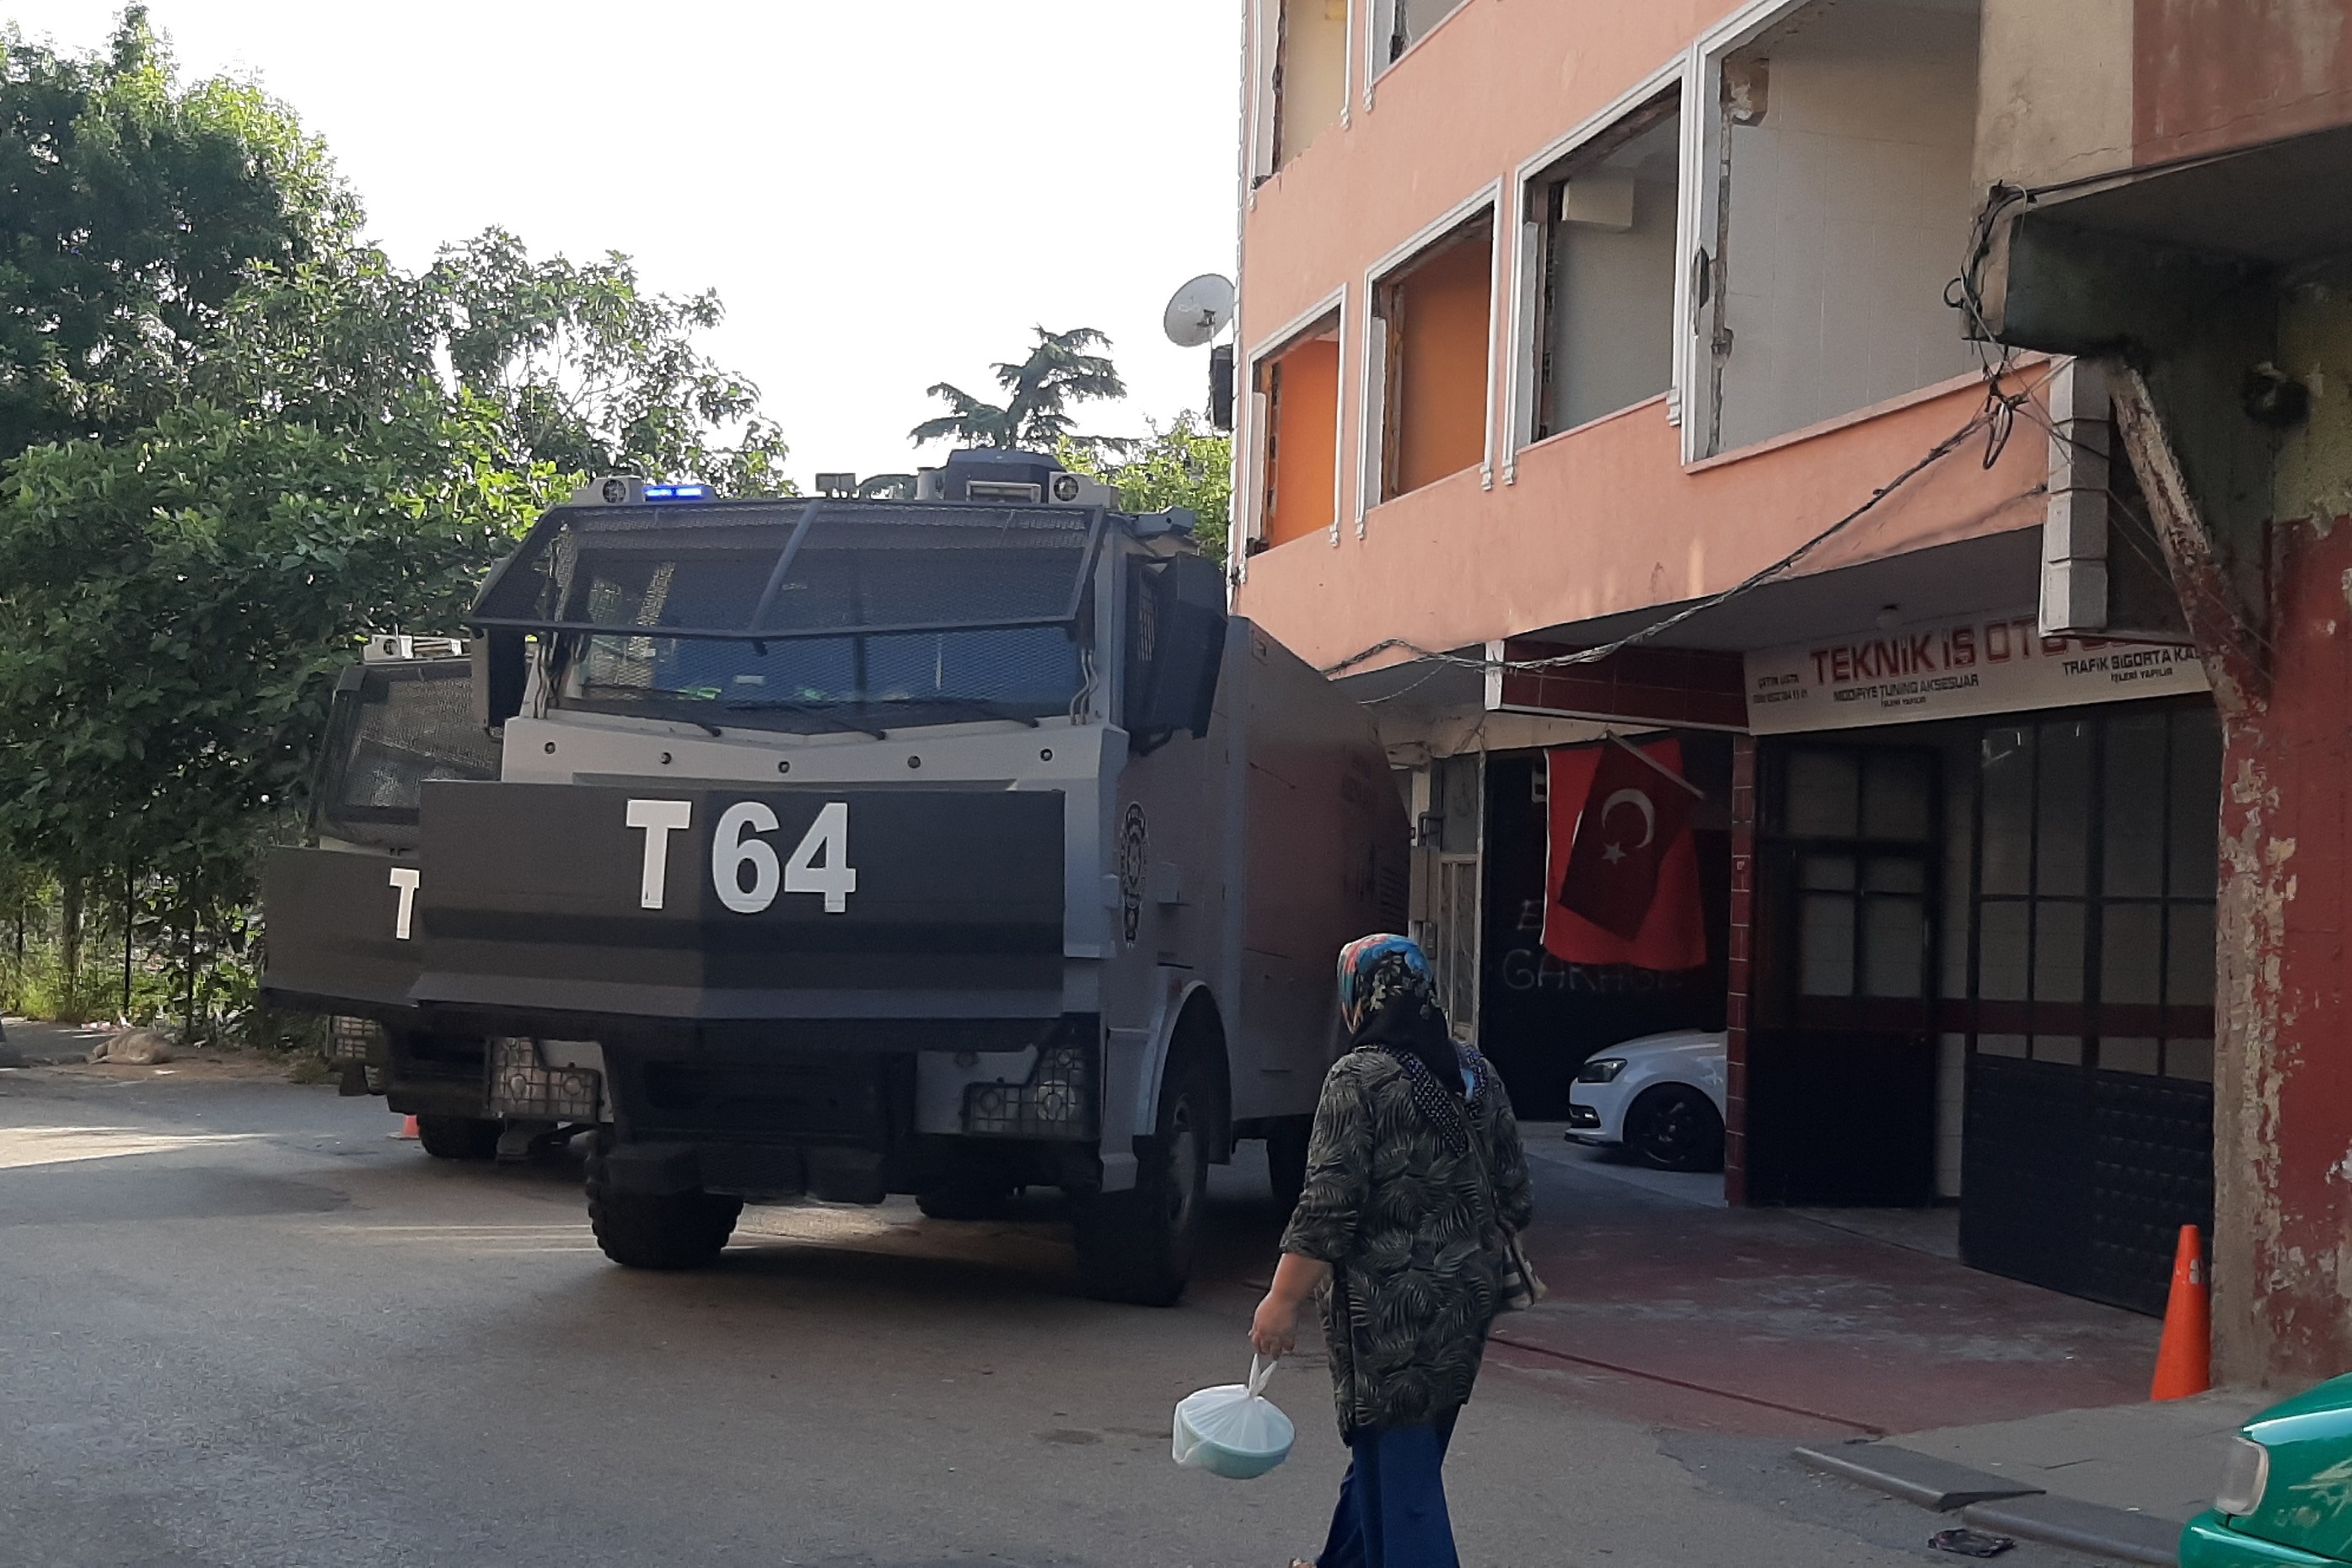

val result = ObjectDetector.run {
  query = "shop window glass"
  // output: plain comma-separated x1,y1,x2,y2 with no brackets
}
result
2168,712,2222,899
1978,1034,2028,1058
2102,1037,2161,1074
2100,903,2164,1005
1979,728,2034,895
1800,893,1857,996
1866,856,1925,894
1978,901,2029,1001
1863,897,1927,997
2167,902,2215,1007
2033,1035,2085,1066
1862,752,1935,842
2166,1038,2215,1082
1785,751,1861,838
1801,852,1855,889
2035,720,2092,896
2033,900,2086,1002
2102,715,2167,898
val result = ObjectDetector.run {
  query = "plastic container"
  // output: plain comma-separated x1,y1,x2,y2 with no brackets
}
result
1172,1356,1296,1479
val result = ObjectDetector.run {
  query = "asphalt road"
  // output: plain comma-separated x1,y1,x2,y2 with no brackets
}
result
0,1058,2115,1568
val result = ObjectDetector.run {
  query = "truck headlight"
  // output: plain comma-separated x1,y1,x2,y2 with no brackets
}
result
2215,1436,2269,1517
1577,1057,1627,1084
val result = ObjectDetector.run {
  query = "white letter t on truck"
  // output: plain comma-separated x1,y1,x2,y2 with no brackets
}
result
626,800,694,910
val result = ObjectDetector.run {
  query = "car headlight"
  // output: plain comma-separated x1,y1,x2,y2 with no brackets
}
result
1577,1057,1627,1084
2215,1436,2269,1517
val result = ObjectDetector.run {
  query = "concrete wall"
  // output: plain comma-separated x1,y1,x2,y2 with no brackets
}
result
1545,115,1681,434
2207,273,2352,1386
1278,0,1351,169
1973,0,2135,191
2136,0,2352,163
1716,2,1984,452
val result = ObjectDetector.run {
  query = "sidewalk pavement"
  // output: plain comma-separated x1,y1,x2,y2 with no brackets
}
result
1800,1390,2270,1564
1516,1120,2264,1563
1509,1122,2158,1439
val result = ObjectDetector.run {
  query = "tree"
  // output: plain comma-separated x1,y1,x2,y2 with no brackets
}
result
910,326,1128,454
0,14,796,1025
429,229,790,494
0,7,354,458
1060,412,1232,557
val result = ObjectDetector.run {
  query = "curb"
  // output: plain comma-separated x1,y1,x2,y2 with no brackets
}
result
1796,1440,2183,1565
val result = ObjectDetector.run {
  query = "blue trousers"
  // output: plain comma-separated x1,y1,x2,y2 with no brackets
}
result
1315,1412,1460,1568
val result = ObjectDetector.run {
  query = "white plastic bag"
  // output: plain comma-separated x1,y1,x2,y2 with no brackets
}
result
1172,1355,1297,1479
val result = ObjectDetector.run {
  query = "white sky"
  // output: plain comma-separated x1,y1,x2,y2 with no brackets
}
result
8,2,1243,486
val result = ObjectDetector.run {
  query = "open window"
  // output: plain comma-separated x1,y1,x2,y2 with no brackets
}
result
1252,313,1343,550
1373,0,1468,72
1265,0,1351,173
1694,0,1983,456
1526,89,1682,440
1372,213,1494,504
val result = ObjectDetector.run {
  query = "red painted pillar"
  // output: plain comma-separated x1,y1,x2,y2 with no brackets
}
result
2213,514,2352,1387
1724,732,1758,1206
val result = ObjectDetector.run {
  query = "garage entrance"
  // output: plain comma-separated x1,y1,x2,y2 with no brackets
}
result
1958,705,2219,1315
1746,742,1942,1205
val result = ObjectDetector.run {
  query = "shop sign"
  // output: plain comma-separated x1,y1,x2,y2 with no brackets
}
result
1744,612,2209,734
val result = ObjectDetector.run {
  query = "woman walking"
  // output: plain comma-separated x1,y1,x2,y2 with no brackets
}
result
1250,934,1533,1568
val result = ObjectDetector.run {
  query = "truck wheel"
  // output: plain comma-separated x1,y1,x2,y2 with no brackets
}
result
416,1115,501,1162
1266,1119,1311,1217
585,1145,742,1270
1074,1050,1208,1307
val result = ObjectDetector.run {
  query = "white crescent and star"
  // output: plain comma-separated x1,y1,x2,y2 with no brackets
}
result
1598,788,1657,865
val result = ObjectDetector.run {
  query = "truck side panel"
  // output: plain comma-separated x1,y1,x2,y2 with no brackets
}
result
1233,623,1410,1122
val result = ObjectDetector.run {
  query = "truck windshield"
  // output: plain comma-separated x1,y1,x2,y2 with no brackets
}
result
475,501,1103,735
314,661,502,849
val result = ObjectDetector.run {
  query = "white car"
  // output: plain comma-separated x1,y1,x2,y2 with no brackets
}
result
1564,1029,1728,1173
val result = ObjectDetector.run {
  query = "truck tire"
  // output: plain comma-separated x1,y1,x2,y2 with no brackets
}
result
1266,1119,1311,1218
416,1115,501,1162
1074,1049,1208,1307
585,1144,742,1270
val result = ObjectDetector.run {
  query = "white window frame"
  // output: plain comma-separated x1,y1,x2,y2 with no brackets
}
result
1677,0,1830,465
1356,182,1502,535
1243,287,1350,552
1502,58,1689,484
1365,0,1475,103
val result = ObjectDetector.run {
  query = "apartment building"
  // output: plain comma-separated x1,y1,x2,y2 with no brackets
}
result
1227,0,2242,1331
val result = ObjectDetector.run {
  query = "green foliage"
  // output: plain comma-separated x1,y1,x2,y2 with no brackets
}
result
911,326,1129,454
0,10,792,1024
429,229,791,493
0,400,558,888
1061,411,1232,556
0,6,356,457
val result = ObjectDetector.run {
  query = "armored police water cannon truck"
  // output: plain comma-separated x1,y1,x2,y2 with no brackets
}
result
263,449,1407,1304
260,635,536,1160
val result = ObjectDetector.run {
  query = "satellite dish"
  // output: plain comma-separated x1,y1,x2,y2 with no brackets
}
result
1163,274,1236,348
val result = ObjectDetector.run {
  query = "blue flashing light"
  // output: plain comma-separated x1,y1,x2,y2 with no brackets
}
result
644,483,715,502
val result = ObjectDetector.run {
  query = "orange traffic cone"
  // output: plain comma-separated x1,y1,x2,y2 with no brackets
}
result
395,1114,421,1141
2151,1224,2212,1400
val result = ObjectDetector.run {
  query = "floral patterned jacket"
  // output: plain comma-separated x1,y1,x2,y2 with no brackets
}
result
1278,1043,1535,1438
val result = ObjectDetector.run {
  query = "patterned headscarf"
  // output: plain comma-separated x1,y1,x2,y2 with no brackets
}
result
1335,933,1469,1115
1335,933,1435,1035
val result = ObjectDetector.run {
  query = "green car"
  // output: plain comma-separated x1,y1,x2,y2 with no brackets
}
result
2184,1376,2352,1565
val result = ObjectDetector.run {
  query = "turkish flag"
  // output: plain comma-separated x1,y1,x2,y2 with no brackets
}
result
1543,740,1707,970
